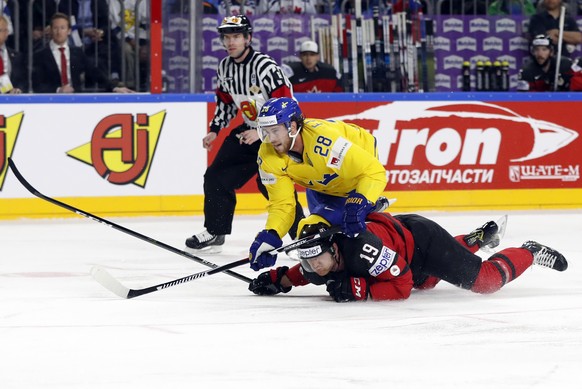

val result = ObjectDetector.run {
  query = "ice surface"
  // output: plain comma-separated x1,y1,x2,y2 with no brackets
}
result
1,210,581,388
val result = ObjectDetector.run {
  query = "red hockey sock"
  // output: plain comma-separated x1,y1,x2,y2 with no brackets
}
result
455,235,479,254
471,248,534,294
415,275,441,290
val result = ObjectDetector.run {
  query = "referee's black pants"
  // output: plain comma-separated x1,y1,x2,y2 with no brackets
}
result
203,125,304,239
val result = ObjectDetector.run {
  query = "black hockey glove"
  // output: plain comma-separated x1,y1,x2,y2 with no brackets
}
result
326,277,368,302
248,266,292,296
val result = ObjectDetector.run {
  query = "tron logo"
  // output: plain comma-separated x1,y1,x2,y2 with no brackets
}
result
330,101,578,166
67,111,165,187
0,112,25,191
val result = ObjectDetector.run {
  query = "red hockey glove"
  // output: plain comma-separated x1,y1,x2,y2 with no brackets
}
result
326,277,368,302
248,266,291,296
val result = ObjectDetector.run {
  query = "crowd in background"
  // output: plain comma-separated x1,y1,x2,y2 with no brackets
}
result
1,0,582,94
196,0,582,16
0,0,148,93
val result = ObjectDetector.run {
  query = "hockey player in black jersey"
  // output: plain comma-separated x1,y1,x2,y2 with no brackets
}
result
517,34,582,91
283,40,343,93
249,214,568,302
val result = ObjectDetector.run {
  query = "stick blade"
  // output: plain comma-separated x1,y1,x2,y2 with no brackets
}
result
91,266,130,299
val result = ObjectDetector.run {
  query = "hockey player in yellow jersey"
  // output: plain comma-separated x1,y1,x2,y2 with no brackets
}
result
248,97,388,271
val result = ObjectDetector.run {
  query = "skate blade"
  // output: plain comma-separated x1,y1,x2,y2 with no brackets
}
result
481,214,508,254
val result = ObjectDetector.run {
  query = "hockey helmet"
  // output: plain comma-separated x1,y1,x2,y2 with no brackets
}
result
530,34,553,53
257,97,304,142
217,15,253,35
295,223,336,272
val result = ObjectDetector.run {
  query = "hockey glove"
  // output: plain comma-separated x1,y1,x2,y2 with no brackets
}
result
342,192,374,237
249,229,282,271
326,277,368,302
248,266,292,296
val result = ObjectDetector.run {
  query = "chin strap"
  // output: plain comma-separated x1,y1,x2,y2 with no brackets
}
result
288,121,302,150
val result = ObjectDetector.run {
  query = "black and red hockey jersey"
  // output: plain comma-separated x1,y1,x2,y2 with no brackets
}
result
284,61,343,93
286,213,414,300
517,56,582,92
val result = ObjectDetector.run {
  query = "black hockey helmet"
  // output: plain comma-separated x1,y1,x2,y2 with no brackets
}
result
530,34,553,53
296,223,336,272
217,15,253,35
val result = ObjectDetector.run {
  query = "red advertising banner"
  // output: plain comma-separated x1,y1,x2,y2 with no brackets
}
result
210,100,581,193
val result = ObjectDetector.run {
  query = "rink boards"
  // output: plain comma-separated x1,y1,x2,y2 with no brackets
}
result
0,92,581,219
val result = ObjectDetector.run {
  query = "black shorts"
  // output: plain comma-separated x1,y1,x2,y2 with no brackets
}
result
395,214,482,290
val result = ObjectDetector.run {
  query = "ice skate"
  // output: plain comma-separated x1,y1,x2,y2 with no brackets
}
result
185,230,225,254
464,215,508,252
521,241,568,272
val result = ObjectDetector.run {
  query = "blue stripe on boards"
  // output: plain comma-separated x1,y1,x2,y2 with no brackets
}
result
2,92,582,105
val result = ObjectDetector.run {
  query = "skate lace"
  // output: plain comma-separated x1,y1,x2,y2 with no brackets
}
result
195,230,215,243
533,247,557,268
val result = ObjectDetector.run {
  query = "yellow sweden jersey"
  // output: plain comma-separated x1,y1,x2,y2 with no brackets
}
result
258,118,387,237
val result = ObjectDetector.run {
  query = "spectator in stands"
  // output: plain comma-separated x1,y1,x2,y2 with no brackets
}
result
528,0,582,57
283,41,343,93
488,0,536,15
0,1,15,47
108,0,149,90
8,0,76,55
218,0,258,15
72,0,122,83
259,0,320,14
32,0,79,51
32,12,133,93
0,14,26,93
203,1,219,14
517,34,582,91
170,0,255,15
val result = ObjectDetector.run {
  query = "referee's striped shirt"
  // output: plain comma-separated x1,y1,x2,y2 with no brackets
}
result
210,47,294,134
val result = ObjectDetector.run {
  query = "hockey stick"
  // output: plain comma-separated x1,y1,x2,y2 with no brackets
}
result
92,226,343,299
419,11,428,92
91,258,250,299
7,158,252,283
553,5,566,91
354,0,366,92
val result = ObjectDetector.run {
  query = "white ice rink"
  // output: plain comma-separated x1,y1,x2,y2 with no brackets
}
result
1,210,581,388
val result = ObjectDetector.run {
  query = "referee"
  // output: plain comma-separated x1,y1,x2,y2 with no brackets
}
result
186,15,305,253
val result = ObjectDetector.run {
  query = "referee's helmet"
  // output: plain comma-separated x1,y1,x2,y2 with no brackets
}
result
217,15,253,35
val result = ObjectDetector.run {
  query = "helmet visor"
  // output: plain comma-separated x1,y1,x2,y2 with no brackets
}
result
257,114,278,143
258,123,290,144
296,239,333,273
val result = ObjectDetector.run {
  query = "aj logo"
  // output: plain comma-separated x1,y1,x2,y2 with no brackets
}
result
0,112,25,191
67,111,166,187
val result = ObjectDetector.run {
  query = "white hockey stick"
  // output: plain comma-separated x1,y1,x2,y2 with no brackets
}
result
92,226,344,299
91,258,249,299
553,5,566,91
